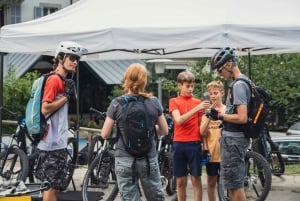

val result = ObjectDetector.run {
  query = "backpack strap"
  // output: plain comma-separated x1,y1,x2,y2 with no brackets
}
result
229,77,253,106
44,73,66,120
225,77,252,132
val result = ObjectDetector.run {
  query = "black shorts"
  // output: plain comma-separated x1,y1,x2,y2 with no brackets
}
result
206,162,220,176
36,149,68,189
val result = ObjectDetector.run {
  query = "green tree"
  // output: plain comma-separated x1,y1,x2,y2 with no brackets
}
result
239,53,300,128
3,66,40,118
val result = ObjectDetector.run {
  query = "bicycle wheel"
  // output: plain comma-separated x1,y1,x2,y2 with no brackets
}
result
218,151,272,201
27,148,40,183
0,147,29,183
60,137,78,191
252,135,285,177
266,135,285,177
158,148,176,196
82,150,118,201
87,135,103,165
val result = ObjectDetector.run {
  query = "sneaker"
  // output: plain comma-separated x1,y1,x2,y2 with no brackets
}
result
171,193,178,201
16,180,27,192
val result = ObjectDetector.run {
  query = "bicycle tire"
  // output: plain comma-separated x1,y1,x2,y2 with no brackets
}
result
158,148,176,196
218,151,272,201
27,149,40,183
87,135,103,166
0,147,29,183
266,135,285,177
60,137,79,191
252,135,285,177
166,176,176,196
82,150,118,201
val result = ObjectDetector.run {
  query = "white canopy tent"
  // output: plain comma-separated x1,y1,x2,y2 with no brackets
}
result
0,0,300,141
1,0,300,59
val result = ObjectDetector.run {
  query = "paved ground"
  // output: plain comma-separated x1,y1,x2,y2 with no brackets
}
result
67,167,300,201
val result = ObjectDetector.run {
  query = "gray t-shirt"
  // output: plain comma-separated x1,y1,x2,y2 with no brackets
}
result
106,95,163,158
223,75,251,137
38,93,69,151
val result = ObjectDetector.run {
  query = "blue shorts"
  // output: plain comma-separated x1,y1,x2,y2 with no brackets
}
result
173,141,202,177
220,136,250,189
206,162,220,176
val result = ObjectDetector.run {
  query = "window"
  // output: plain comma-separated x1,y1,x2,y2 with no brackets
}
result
42,7,58,16
9,4,21,24
34,3,61,19
276,140,300,155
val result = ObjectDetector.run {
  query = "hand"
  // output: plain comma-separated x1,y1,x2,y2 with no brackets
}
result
202,150,210,158
201,100,211,111
206,108,222,120
64,79,75,99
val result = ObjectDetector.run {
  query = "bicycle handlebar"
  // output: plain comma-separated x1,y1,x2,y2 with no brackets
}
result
89,107,106,120
0,107,18,119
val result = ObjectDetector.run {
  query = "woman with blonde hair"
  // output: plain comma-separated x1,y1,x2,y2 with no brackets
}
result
101,63,168,201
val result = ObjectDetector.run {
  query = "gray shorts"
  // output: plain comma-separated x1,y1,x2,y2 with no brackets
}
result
36,149,68,190
220,136,250,189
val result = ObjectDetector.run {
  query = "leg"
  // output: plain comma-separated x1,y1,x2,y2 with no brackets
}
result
42,188,58,201
207,175,217,201
176,176,187,201
190,175,202,201
206,163,220,201
228,188,246,201
139,157,165,201
37,150,68,201
115,157,141,201
220,137,249,201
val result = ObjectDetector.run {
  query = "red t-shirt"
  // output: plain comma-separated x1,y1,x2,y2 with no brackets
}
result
42,74,64,103
169,95,203,142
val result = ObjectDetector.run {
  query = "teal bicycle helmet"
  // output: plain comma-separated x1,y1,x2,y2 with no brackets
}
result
211,47,235,71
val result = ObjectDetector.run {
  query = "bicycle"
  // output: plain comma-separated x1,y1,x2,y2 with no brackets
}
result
217,149,272,201
81,128,119,201
252,124,285,177
0,107,29,184
86,107,106,166
157,112,176,196
0,107,79,191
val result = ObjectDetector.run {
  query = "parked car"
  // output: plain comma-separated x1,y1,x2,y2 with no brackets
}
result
272,136,300,164
286,121,300,136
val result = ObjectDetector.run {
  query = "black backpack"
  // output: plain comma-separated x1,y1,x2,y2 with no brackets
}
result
116,95,155,158
230,78,271,138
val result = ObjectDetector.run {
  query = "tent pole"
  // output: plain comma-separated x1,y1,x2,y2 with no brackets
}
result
76,64,80,139
0,53,4,151
248,50,252,80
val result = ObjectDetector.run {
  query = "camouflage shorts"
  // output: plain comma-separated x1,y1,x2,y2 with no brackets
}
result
36,149,68,189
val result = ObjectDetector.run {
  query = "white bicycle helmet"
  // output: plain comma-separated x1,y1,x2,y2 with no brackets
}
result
55,41,88,58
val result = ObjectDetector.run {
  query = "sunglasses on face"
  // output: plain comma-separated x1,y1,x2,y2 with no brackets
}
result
67,54,80,62
217,64,227,73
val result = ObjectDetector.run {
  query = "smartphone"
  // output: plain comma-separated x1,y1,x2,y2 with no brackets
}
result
203,92,210,101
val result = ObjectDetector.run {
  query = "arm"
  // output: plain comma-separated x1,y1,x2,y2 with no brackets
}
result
156,114,168,135
41,97,68,116
101,116,115,139
172,101,210,125
222,104,248,124
200,115,210,137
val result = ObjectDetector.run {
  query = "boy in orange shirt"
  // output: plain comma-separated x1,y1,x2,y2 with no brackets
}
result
169,71,210,201
200,81,226,201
